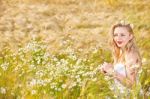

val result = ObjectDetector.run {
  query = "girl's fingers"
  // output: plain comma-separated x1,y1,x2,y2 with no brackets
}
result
99,66,107,74
102,63,107,67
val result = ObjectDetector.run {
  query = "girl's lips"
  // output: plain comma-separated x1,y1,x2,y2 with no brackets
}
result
117,41,123,44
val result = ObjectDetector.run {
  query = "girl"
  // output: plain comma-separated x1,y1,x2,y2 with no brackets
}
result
100,21,142,98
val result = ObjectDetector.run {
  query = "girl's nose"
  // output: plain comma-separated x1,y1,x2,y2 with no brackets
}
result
116,36,121,40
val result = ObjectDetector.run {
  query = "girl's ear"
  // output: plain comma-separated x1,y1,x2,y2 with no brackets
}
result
129,34,133,40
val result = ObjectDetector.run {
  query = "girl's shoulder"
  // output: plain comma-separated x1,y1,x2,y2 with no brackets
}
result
125,50,140,66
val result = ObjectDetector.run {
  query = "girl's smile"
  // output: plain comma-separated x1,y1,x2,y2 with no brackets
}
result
117,41,123,45
113,27,133,48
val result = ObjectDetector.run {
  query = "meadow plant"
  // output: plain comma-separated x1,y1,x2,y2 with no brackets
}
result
0,40,114,99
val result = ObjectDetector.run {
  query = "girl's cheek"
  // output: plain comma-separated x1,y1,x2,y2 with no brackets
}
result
114,38,117,41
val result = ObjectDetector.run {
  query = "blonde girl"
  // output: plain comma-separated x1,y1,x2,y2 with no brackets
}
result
100,22,142,98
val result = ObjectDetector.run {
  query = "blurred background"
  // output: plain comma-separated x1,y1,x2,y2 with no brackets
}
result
0,0,150,54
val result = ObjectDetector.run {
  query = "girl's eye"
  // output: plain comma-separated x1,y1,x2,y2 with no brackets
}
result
121,34,125,36
113,34,118,37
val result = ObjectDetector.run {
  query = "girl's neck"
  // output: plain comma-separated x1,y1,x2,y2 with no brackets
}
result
120,47,125,53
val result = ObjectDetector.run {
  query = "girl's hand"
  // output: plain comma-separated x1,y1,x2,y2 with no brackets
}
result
100,62,113,75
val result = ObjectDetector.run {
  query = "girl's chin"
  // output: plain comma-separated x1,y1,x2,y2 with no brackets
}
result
117,44,124,48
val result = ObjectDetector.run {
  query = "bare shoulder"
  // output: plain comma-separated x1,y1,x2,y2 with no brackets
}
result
125,50,141,75
125,50,141,66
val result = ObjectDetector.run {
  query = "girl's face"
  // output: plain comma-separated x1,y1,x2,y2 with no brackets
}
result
113,27,133,48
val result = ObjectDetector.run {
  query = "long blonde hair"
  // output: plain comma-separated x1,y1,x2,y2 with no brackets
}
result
110,23,141,66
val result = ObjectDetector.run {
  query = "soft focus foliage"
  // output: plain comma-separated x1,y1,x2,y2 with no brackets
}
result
0,0,150,99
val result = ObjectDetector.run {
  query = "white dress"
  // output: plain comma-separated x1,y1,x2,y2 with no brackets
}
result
113,63,130,98
114,63,127,92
